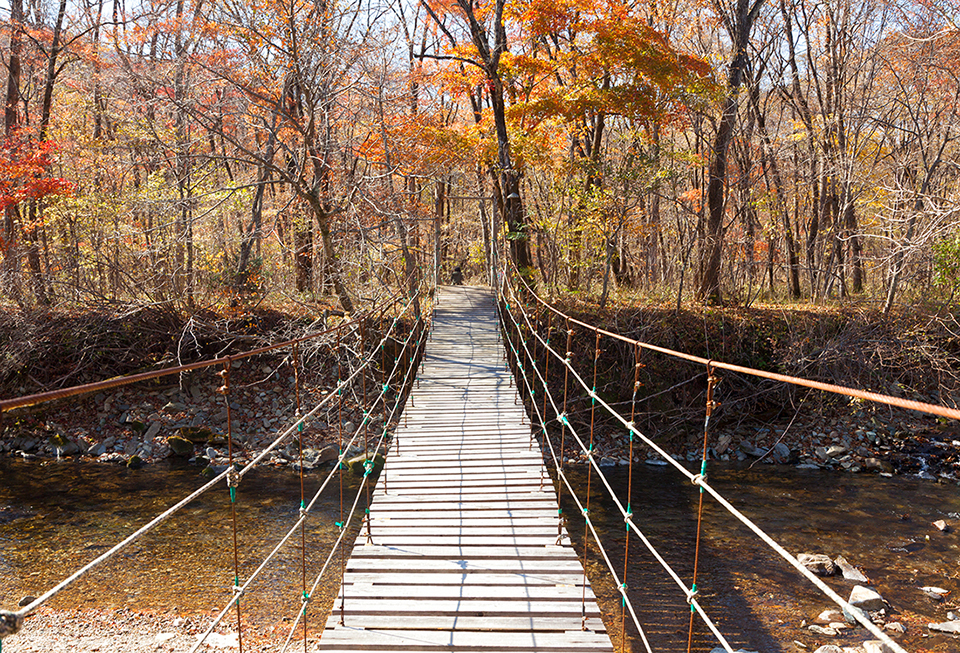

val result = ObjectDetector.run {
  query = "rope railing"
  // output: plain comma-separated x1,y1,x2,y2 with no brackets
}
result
188,296,427,652
276,303,430,653
0,289,425,647
498,267,915,653
497,288,733,652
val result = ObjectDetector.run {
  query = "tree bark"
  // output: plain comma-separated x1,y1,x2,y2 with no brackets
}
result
699,0,764,304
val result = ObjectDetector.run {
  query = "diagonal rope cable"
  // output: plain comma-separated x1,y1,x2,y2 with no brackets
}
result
503,278,909,653
498,299,657,653
0,300,414,637
188,297,423,652
503,286,735,651
276,312,428,653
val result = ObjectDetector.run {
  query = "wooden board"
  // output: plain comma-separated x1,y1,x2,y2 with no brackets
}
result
314,286,614,653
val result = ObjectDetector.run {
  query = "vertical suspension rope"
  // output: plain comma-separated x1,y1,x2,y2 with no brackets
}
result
556,321,573,545
219,362,244,652
292,343,308,652
687,363,719,653
580,330,601,631
620,343,641,653
539,311,552,486
361,320,372,545
337,327,346,626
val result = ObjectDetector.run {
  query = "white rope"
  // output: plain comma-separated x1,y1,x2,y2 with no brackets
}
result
189,299,422,652
498,300,658,653
503,285,909,653
502,286,735,650
0,293,418,645
276,317,428,653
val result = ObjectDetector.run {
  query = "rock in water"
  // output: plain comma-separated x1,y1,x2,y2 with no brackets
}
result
863,642,898,653
798,553,838,576
849,585,886,611
168,436,195,456
811,646,844,653
933,519,950,532
834,556,869,583
928,620,960,635
771,442,792,463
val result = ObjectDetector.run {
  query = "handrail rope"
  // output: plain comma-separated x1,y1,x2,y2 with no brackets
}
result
0,292,421,640
503,282,908,653
0,291,408,414
276,313,429,653
510,264,960,422
498,301,658,653
188,299,422,652
502,286,738,651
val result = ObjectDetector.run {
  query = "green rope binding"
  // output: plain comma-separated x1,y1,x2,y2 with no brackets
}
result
335,521,344,529
229,486,237,503
699,459,707,494
620,583,628,607
298,422,304,433
690,583,697,613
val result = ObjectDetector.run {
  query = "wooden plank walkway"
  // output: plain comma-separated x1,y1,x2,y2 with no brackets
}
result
317,286,614,653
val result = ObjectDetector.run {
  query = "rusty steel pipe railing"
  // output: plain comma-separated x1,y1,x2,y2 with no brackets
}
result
0,293,407,415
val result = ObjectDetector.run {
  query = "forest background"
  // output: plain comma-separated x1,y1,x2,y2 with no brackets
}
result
1,0,960,410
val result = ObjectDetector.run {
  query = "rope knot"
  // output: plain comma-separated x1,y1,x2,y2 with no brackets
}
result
0,610,24,639
691,473,706,486
226,468,241,489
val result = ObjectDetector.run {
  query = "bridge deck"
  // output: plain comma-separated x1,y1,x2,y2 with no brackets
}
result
317,286,614,653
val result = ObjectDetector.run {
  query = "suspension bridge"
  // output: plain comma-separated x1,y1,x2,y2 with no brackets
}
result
2,278,957,652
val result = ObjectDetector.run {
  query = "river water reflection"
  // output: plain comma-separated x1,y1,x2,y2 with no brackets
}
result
1,458,958,651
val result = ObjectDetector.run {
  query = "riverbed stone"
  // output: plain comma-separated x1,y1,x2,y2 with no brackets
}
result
167,436,195,456
771,442,792,463
144,421,161,442
799,553,838,576
863,642,897,653
928,620,960,635
835,556,869,583
933,519,949,532
811,646,843,653
816,609,845,624
849,585,886,611
808,624,838,636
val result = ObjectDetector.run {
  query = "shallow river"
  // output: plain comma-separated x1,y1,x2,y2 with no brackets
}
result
1,458,958,652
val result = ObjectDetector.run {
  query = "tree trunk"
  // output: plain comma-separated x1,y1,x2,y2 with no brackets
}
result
3,0,24,304
699,0,764,304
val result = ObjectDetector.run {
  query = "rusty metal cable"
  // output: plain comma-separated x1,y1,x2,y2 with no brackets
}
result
0,294,405,415
687,365,718,653
511,268,960,422
502,277,907,653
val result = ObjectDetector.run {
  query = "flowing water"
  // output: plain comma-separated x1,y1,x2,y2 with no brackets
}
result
1,458,958,652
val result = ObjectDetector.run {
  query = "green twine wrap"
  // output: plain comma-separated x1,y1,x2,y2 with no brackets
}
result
229,486,237,503
690,584,697,613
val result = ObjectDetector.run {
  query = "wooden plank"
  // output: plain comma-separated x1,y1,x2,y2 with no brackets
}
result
315,628,612,650
317,287,614,653
334,585,597,601
341,573,589,586
323,615,602,632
